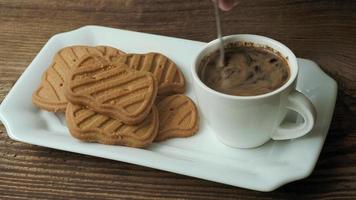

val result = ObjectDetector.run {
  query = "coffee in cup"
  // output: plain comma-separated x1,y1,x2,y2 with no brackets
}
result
198,42,290,96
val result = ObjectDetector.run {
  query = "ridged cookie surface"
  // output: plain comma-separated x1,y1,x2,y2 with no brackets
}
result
66,103,159,148
95,45,126,60
111,53,185,96
154,94,199,142
32,46,103,112
65,54,158,124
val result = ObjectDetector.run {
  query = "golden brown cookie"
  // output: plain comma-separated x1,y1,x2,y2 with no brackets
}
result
154,94,199,142
95,45,126,61
32,46,102,112
111,53,185,96
65,54,158,125
66,103,159,148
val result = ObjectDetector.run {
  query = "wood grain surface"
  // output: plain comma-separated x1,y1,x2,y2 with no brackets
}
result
1,0,355,199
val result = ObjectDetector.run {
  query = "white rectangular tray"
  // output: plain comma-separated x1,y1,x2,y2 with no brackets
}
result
0,26,337,191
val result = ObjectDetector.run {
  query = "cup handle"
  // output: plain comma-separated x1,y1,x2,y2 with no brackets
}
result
271,90,317,140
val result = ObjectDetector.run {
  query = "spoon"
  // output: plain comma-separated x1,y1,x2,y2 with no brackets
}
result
213,0,225,67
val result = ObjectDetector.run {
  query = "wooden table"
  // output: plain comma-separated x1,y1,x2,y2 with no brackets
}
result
1,0,355,199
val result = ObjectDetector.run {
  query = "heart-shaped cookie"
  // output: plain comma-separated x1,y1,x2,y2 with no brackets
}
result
111,53,185,96
65,54,158,124
32,46,103,112
66,103,159,148
155,94,199,141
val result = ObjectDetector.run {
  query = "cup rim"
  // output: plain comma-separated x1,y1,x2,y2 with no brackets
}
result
192,34,298,100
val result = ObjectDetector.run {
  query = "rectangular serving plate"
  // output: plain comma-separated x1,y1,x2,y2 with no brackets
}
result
0,25,337,191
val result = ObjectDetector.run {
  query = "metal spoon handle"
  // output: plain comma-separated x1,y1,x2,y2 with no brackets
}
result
214,0,225,67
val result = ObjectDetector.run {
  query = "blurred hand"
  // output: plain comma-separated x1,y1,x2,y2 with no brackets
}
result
216,0,239,11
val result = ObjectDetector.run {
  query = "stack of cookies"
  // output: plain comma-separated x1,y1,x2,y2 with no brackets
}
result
32,45,199,148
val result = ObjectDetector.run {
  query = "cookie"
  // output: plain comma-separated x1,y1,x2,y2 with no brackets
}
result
154,94,199,142
32,46,102,112
66,103,159,148
65,54,158,125
95,45,126,60
111,53,185,96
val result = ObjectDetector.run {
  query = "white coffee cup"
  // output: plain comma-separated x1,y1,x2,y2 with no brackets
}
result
191,35,317,148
